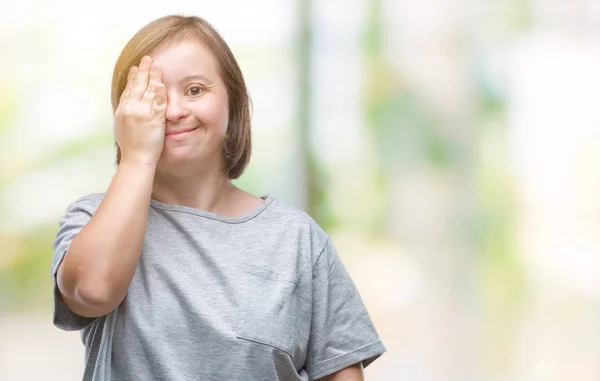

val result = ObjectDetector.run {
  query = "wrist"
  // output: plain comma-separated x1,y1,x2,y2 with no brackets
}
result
119,154,159,170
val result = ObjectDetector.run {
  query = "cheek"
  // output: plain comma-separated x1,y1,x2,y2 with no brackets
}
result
196,97,229,129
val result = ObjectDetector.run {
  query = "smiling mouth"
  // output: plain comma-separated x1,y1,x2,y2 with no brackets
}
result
165,126,199,141
166,127,199,136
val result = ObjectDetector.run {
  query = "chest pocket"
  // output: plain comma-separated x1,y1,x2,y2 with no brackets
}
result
236,264,300,356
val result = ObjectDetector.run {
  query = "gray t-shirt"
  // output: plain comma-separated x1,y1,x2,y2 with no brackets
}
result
51,193,386,381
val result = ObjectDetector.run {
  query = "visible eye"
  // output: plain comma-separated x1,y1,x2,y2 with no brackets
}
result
185,86,204,96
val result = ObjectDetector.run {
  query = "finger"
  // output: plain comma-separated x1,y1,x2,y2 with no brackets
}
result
119,66,137,104
147,63,162,93
131,56,151,99
153,83,167,109
141,81,156,105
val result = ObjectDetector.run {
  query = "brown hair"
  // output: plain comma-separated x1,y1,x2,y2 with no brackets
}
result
110,15,252,179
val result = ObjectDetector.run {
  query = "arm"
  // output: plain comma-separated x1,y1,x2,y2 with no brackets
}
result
56,160,156,317
315,362,364,381
56,56,167,318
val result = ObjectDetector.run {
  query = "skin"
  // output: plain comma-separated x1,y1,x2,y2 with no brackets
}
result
149,39,258,213
146,39,263,213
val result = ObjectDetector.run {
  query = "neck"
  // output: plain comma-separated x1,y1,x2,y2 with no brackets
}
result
151,165,235,213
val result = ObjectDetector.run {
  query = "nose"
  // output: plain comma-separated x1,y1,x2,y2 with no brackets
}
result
164,92,189,122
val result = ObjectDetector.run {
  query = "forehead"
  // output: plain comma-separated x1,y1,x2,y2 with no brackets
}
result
151,39,220,84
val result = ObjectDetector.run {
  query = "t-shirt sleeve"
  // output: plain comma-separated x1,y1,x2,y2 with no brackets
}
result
50,197,100,331
304,238,387,380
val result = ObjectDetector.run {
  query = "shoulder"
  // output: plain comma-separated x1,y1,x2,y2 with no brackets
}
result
64,193,105,213
267,195,330,256
71,192,105,206
269,196,325,233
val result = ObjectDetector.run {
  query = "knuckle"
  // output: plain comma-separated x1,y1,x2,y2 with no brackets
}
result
121,107,135,117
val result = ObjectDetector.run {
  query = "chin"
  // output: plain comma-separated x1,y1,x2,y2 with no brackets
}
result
158,149,216,172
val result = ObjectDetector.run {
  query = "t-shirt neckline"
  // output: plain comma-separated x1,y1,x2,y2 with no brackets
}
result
149,193,275,224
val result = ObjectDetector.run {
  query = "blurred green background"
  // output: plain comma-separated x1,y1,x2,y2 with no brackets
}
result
1,0,600,380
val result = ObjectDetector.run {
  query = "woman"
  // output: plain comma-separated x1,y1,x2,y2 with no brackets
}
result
51,14,386,381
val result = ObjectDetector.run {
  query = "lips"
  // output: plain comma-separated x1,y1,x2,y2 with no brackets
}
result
166,127,198,136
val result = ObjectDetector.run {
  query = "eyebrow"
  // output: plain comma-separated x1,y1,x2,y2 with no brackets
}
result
179,75,213,84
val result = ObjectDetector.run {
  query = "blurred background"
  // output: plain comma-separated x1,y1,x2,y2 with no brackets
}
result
1,0,599,380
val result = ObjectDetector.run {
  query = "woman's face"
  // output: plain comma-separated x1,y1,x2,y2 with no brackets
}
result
151,39,229,173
